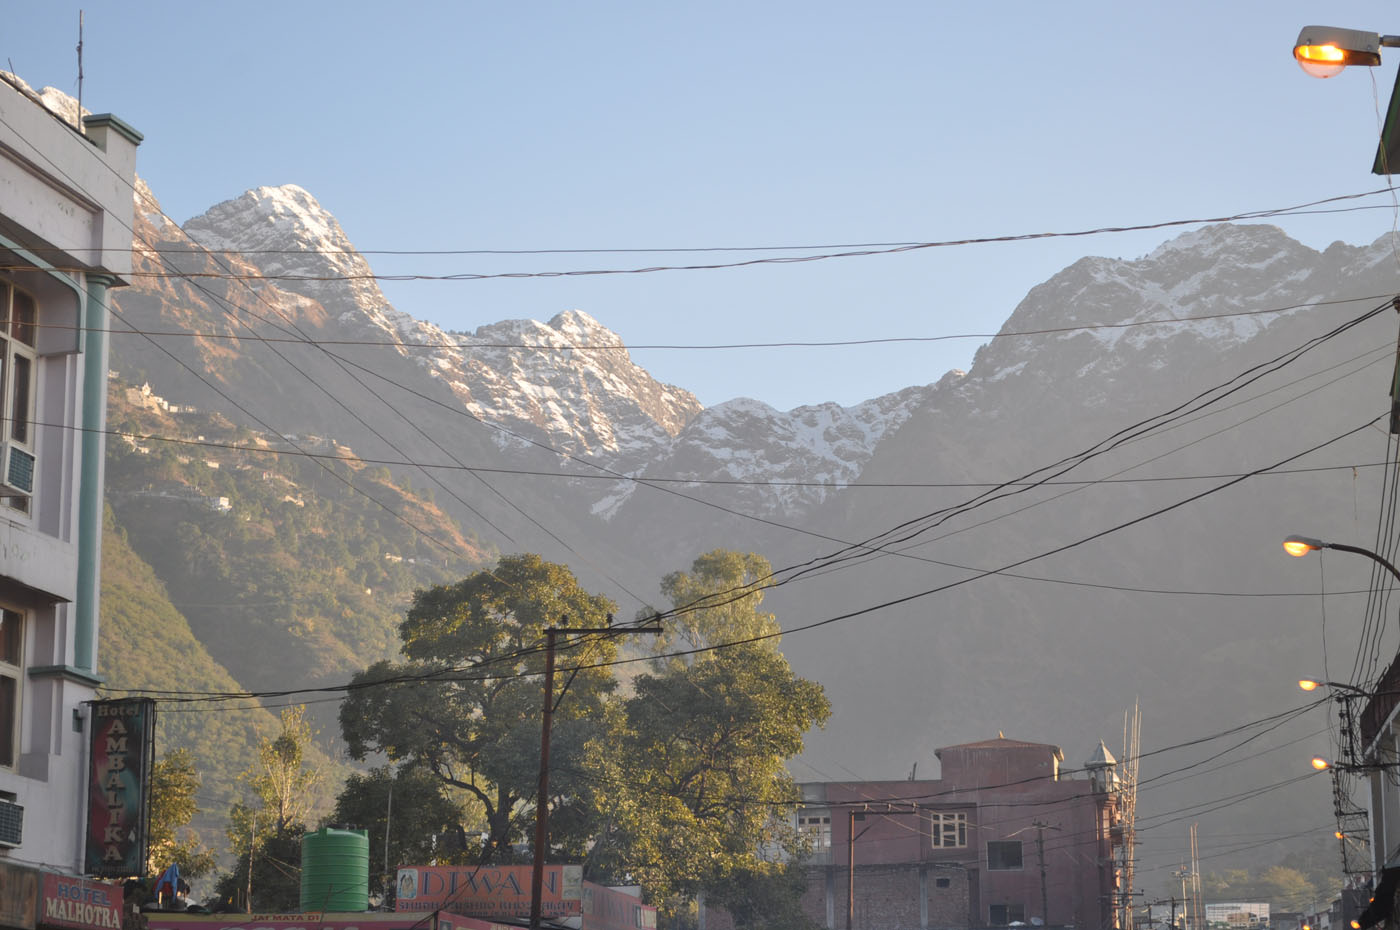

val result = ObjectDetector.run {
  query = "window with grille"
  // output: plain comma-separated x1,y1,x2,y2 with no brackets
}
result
929,811,968,848
987,840,1023,870
990,904,1025,925
0,283,37,515
0,609,23,768
797,809,832,850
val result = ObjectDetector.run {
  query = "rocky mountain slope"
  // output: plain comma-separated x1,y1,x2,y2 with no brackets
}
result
17,51,1380,867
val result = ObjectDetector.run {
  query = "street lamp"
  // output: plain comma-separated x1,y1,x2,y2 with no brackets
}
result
1282,536,1400,584
1293,25,1396,78
1299,678,1372,697
1294,25,1400,176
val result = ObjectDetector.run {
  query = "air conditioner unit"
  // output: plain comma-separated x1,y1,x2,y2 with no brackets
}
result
1,443,34,497
0,799,23,847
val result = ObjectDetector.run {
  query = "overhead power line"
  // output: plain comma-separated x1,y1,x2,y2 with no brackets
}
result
17,292,1389,351
16,187,1398,283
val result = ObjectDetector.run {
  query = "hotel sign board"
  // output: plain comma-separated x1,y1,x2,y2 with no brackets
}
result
83,698,156,877
40,873,122,930
394,865,582,919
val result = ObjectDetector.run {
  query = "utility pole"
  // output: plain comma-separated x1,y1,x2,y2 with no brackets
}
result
847,809,866,930
1037,823,1049,926
1010,820,1060,926
530,620,661,930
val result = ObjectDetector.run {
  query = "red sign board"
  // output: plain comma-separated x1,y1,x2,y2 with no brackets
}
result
146,915,507,930
394,865,582,918
40,873,122,930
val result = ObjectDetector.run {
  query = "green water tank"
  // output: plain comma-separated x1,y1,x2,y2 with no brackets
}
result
300,827,369,913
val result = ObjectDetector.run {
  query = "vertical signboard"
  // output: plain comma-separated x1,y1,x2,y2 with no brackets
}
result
84,698,156,877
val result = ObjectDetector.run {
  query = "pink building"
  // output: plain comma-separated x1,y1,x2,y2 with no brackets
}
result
795,737,1124,930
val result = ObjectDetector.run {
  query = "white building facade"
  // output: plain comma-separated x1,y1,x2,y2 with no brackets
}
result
0,75,140,873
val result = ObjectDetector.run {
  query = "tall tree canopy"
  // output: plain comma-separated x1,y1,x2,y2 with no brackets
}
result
655,549,778,659
215,705,324,912
592,551,830,927
146,749,217,880
332,763,481,894
339,554,620,860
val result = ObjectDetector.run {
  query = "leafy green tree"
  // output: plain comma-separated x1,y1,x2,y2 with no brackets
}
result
339,555,619,861
214,706,325,912
591,551,830,927
331,763,482,892
145,749,217,880
1254,866,1318,911
1200,863,1322,913
248,705,321,834
705,861,821,930
654,550,778,660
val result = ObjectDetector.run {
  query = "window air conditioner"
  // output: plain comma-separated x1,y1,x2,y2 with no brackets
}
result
2,443,34,496
0,798,23,847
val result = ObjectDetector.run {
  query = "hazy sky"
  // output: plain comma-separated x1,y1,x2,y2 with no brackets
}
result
7,1,1400,410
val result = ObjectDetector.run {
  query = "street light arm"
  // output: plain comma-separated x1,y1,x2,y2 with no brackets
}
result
1322,542,1400,584
1283,535,1400,584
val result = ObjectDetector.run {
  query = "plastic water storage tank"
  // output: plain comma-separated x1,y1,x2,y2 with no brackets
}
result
301,827,369,913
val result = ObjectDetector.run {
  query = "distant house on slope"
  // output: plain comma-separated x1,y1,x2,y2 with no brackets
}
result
0,75,142,876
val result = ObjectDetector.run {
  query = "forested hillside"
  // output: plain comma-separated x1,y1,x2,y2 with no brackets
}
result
98,376,493,840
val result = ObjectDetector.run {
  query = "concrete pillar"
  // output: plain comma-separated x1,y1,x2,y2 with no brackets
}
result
74,274,113,672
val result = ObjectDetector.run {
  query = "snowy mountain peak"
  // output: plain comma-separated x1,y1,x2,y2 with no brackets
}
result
183,185,390,322
442,313,701,458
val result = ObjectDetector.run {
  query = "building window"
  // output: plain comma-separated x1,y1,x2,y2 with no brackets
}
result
990,904,1025,926
798,809,832,850
0,609,22,768
935,877,952,889
987,840,1023,870
929,811,968,848
0,283,36,515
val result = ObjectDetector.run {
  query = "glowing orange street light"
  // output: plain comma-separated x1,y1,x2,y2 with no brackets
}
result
1283,536,1400,584
1294,25,1392,77
1299,678,1371,697
1312,756,1332,770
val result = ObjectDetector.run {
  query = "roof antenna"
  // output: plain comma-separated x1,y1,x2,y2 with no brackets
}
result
76,10,84,132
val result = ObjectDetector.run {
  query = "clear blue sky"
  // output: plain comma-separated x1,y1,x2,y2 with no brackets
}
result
6,1,1400,410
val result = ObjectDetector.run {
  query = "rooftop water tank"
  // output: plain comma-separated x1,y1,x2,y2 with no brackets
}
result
301,827,369,913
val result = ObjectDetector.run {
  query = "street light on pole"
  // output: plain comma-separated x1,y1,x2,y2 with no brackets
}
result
1293,25,1400,178
1293,26,1397,78
1282,536,1400,584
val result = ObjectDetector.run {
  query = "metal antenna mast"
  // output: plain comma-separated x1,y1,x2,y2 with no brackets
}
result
76,11,84,130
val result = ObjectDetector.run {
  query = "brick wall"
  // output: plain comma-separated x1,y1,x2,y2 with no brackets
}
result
795,863,971,930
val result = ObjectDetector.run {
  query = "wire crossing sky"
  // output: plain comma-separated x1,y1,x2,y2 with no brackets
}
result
7,1,1400,409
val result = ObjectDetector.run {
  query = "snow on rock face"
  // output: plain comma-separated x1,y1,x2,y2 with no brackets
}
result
184,185,393,324
182,187,701,460
968,223,1328,390
442,310,702,459
592,384,939,519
